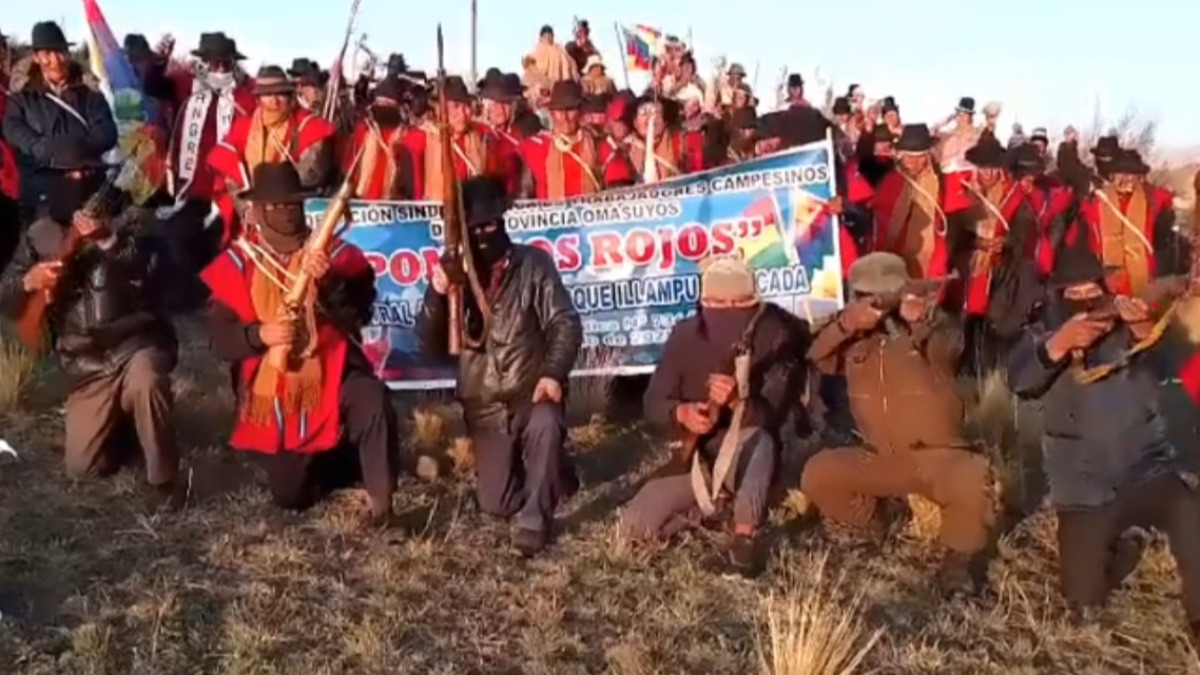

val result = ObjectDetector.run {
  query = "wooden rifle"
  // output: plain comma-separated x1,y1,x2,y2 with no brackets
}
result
868,271,958,337
435,24,490,355
13,172,119,354
264,151,363,372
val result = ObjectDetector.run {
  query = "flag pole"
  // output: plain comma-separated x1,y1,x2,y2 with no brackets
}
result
613,22,630,90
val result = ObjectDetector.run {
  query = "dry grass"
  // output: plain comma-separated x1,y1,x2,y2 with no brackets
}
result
0,330,38,410
2,321,1200,673
756,551,882,675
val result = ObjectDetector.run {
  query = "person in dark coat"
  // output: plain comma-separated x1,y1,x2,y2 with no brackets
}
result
621,256,810,577
1006,243,1200,639
416,175,583,557
4,22,117,229
0,183,182,509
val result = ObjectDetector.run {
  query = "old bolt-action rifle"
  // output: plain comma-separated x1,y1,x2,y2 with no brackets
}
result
868,271,958,337
264,150,363,372
435,24,490,356
14,172,119,354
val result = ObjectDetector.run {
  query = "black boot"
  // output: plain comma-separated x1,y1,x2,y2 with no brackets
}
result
513,527,548,558
725,533,765,579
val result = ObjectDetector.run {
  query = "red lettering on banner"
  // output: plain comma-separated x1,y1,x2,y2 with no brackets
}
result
590,231,624,267
385,246,442,285
556,235,582,272
710,222,736,256
625,228,656,266
421,248,441,278
365,252,387,276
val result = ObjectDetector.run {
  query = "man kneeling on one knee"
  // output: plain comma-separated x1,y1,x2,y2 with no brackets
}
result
801,252,994,595
0,188,183,508
418,176,583,558
202,163,399,525
621,256,809,577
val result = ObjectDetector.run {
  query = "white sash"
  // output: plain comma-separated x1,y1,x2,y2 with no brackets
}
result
174,80,237,194
44,92,88,128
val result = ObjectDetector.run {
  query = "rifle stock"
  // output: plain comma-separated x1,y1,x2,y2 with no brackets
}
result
13,176,118,354
436,23,465,357
265,165,359,372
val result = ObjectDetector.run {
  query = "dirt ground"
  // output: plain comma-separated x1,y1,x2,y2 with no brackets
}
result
2,318,1200,674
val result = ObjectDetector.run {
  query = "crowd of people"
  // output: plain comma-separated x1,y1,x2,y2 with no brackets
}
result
3,16,1200,646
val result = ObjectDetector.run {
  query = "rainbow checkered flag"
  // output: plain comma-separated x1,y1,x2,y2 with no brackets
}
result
621,24,664,73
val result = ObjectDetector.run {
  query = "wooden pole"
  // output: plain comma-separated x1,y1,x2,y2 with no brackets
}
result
469,0,478,90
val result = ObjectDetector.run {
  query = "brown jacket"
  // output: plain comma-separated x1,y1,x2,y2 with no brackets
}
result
808,309,964,452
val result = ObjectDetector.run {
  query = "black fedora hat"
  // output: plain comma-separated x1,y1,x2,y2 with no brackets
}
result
30,22,73,51
871,123,895,143
123,33,153,58
881,96,899,113
787,73,803,88
965,135,1006,169
460,175,510,227
894,124,934,154
480,71,521,102
547,80,584,110
1008,143,1046,177
386,53,408,78
1109,149,1150,175
253,65,295,96
1090,134,1121,158
242,162,317,203
831,96,851,115
476,67,503,92
435,75,473,103
288,57,323,83
192,32,245,61
956,96,976,114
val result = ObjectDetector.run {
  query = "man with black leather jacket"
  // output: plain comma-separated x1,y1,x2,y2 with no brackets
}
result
417,175,583,557
0,188,182,509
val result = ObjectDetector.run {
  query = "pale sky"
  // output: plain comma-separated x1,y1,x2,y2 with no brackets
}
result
7,0,1194,153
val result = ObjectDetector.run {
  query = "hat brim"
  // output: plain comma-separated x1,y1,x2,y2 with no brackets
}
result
547,99,582,110
192,48,247,61
31,40,75,51
254,83,295,96
480,88,521,102
240,187,317,203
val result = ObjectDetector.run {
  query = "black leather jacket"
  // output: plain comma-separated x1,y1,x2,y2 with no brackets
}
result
0,225,177,385
417,245,582,429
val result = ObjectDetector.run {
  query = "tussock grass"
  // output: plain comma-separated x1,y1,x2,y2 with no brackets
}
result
756,551,882,675
0,329,38,411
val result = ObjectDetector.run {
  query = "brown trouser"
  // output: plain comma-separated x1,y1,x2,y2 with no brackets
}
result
1057,473,1200,621
801,445,994,553
64,347,177,486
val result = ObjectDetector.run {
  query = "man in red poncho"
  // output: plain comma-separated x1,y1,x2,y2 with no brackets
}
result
520,80,603,199
201,162,399,525
340,77,416,200
208,64,336,236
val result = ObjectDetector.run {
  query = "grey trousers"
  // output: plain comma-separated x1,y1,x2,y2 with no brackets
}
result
471,402,575,533
620,427,776,540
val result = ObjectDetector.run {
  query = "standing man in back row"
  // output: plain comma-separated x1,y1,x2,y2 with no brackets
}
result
3,21,116,231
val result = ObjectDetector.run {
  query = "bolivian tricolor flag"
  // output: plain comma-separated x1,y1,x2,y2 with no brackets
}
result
733,188,829,269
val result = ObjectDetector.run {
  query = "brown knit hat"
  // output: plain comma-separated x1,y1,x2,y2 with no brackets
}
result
699,256,759,307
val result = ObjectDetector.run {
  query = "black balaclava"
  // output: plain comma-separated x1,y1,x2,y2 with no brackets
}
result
258,201,308,253
467,217,512,269
698,303,758,353
47,171,105,226
370,104,404,128
1044,243,1108,327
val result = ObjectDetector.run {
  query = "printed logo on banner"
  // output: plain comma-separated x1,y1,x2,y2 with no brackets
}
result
305,140,846,390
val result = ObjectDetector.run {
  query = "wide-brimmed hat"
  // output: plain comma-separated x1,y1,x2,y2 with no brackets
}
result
371,77,405,102
871,123,895,143
460,175,510,227
288,58,323,84
1091,135,1121,158
1109,149,1150,175
728,63,747,77
1009,143,1045,177
191,32,245,61
956,96,976,115
242,163,317,203
547,80,584,110
435,75,473,104
480,72,522,102
581,95,609,114
965,136,1006,169
386,53,408,78
1048,242,1105,289
253,65,295,96
831,97,851,115
894,124,934,154
787,73,803,88
30,22,73,52
881,96,899,113
584,55,605,73
848,252,909,295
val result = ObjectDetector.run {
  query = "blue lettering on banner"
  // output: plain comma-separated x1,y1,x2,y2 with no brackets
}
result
304,140,847,390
